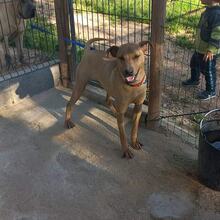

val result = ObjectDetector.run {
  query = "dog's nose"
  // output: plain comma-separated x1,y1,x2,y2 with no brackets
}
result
124,69,134,76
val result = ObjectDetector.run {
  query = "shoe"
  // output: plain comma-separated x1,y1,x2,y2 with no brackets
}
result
182,79,199,86
196,91,216,100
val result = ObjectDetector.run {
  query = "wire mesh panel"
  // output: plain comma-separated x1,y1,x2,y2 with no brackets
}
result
0,0,58,78
162,0,220,146
70,0,151,73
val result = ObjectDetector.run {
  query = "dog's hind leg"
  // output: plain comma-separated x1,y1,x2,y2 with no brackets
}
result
15,33,24,64
64,78,88,129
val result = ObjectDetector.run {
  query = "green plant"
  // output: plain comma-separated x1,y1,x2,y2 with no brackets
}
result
76,0,202,49
75,0,151,22
175,35,194,49
24,18,58,56
191,113,204,124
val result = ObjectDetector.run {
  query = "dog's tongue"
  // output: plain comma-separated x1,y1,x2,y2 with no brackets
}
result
126,76,135,82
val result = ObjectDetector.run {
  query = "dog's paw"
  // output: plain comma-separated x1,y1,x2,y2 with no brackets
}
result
64,120,75,129
122,149,134,159
131,141,143,150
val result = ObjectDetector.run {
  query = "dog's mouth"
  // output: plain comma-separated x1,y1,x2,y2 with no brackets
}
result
125,69,140,84
126,75,136,83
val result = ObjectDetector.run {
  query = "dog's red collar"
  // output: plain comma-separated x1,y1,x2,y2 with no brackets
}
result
127,75,146,88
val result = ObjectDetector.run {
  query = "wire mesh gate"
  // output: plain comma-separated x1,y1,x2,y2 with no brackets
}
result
68,0,152,78
67,0,220,146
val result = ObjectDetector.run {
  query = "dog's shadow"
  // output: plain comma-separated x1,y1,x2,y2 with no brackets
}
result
31,87,121,140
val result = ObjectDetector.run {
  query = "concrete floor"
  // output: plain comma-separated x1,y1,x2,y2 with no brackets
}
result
0,87,220,220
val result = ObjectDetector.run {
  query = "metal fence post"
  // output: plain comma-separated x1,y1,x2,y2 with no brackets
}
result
54,0,74,87
68,0,77,81
147,0,166,129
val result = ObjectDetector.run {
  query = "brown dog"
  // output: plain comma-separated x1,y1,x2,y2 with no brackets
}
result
0,0,36,69
65,38,150,159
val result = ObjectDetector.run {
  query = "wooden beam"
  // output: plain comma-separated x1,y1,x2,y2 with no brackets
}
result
147,0,166,129
54,0,74,87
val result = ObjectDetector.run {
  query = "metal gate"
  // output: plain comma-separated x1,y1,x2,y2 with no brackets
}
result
68,0,152,81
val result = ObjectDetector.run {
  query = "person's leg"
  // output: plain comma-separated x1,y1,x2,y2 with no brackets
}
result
182,52,201,86
205,57,216,94
197,56,217,100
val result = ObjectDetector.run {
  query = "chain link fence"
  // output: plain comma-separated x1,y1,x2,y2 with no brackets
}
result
161,0,220,146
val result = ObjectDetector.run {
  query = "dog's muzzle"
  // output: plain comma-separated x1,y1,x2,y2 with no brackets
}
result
124,69,139,84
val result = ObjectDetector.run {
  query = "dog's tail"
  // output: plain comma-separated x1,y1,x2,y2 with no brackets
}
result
84,38,111,51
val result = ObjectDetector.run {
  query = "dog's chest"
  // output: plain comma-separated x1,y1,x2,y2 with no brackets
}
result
110,84,146,104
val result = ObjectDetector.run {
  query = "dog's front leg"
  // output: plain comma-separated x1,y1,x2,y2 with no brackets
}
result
65,101,75,129
131,104,143,150
3,36,12,69
116,113,134,159
15,33,24,64
106,94,117,115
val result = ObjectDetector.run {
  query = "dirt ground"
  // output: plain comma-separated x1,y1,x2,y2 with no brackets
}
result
0,87,220,220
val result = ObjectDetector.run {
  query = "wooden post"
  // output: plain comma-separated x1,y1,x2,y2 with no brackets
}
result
54,0,74,87
147,0,166,129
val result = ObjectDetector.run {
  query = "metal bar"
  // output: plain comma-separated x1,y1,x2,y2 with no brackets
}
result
68,0,77,81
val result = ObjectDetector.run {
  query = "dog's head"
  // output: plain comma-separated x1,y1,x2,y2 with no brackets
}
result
108,41,149,85
18,0,36,19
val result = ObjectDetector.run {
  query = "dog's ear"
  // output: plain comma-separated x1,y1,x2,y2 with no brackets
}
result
139,41,152,54
106,46,119,58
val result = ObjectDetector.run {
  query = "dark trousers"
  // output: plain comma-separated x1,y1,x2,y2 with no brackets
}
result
190,52,217,93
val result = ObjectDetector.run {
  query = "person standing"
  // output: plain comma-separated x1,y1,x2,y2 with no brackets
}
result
182,0,220,100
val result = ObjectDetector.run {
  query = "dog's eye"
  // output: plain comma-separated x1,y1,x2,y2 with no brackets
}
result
134,55,140,59
119,57,124,61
